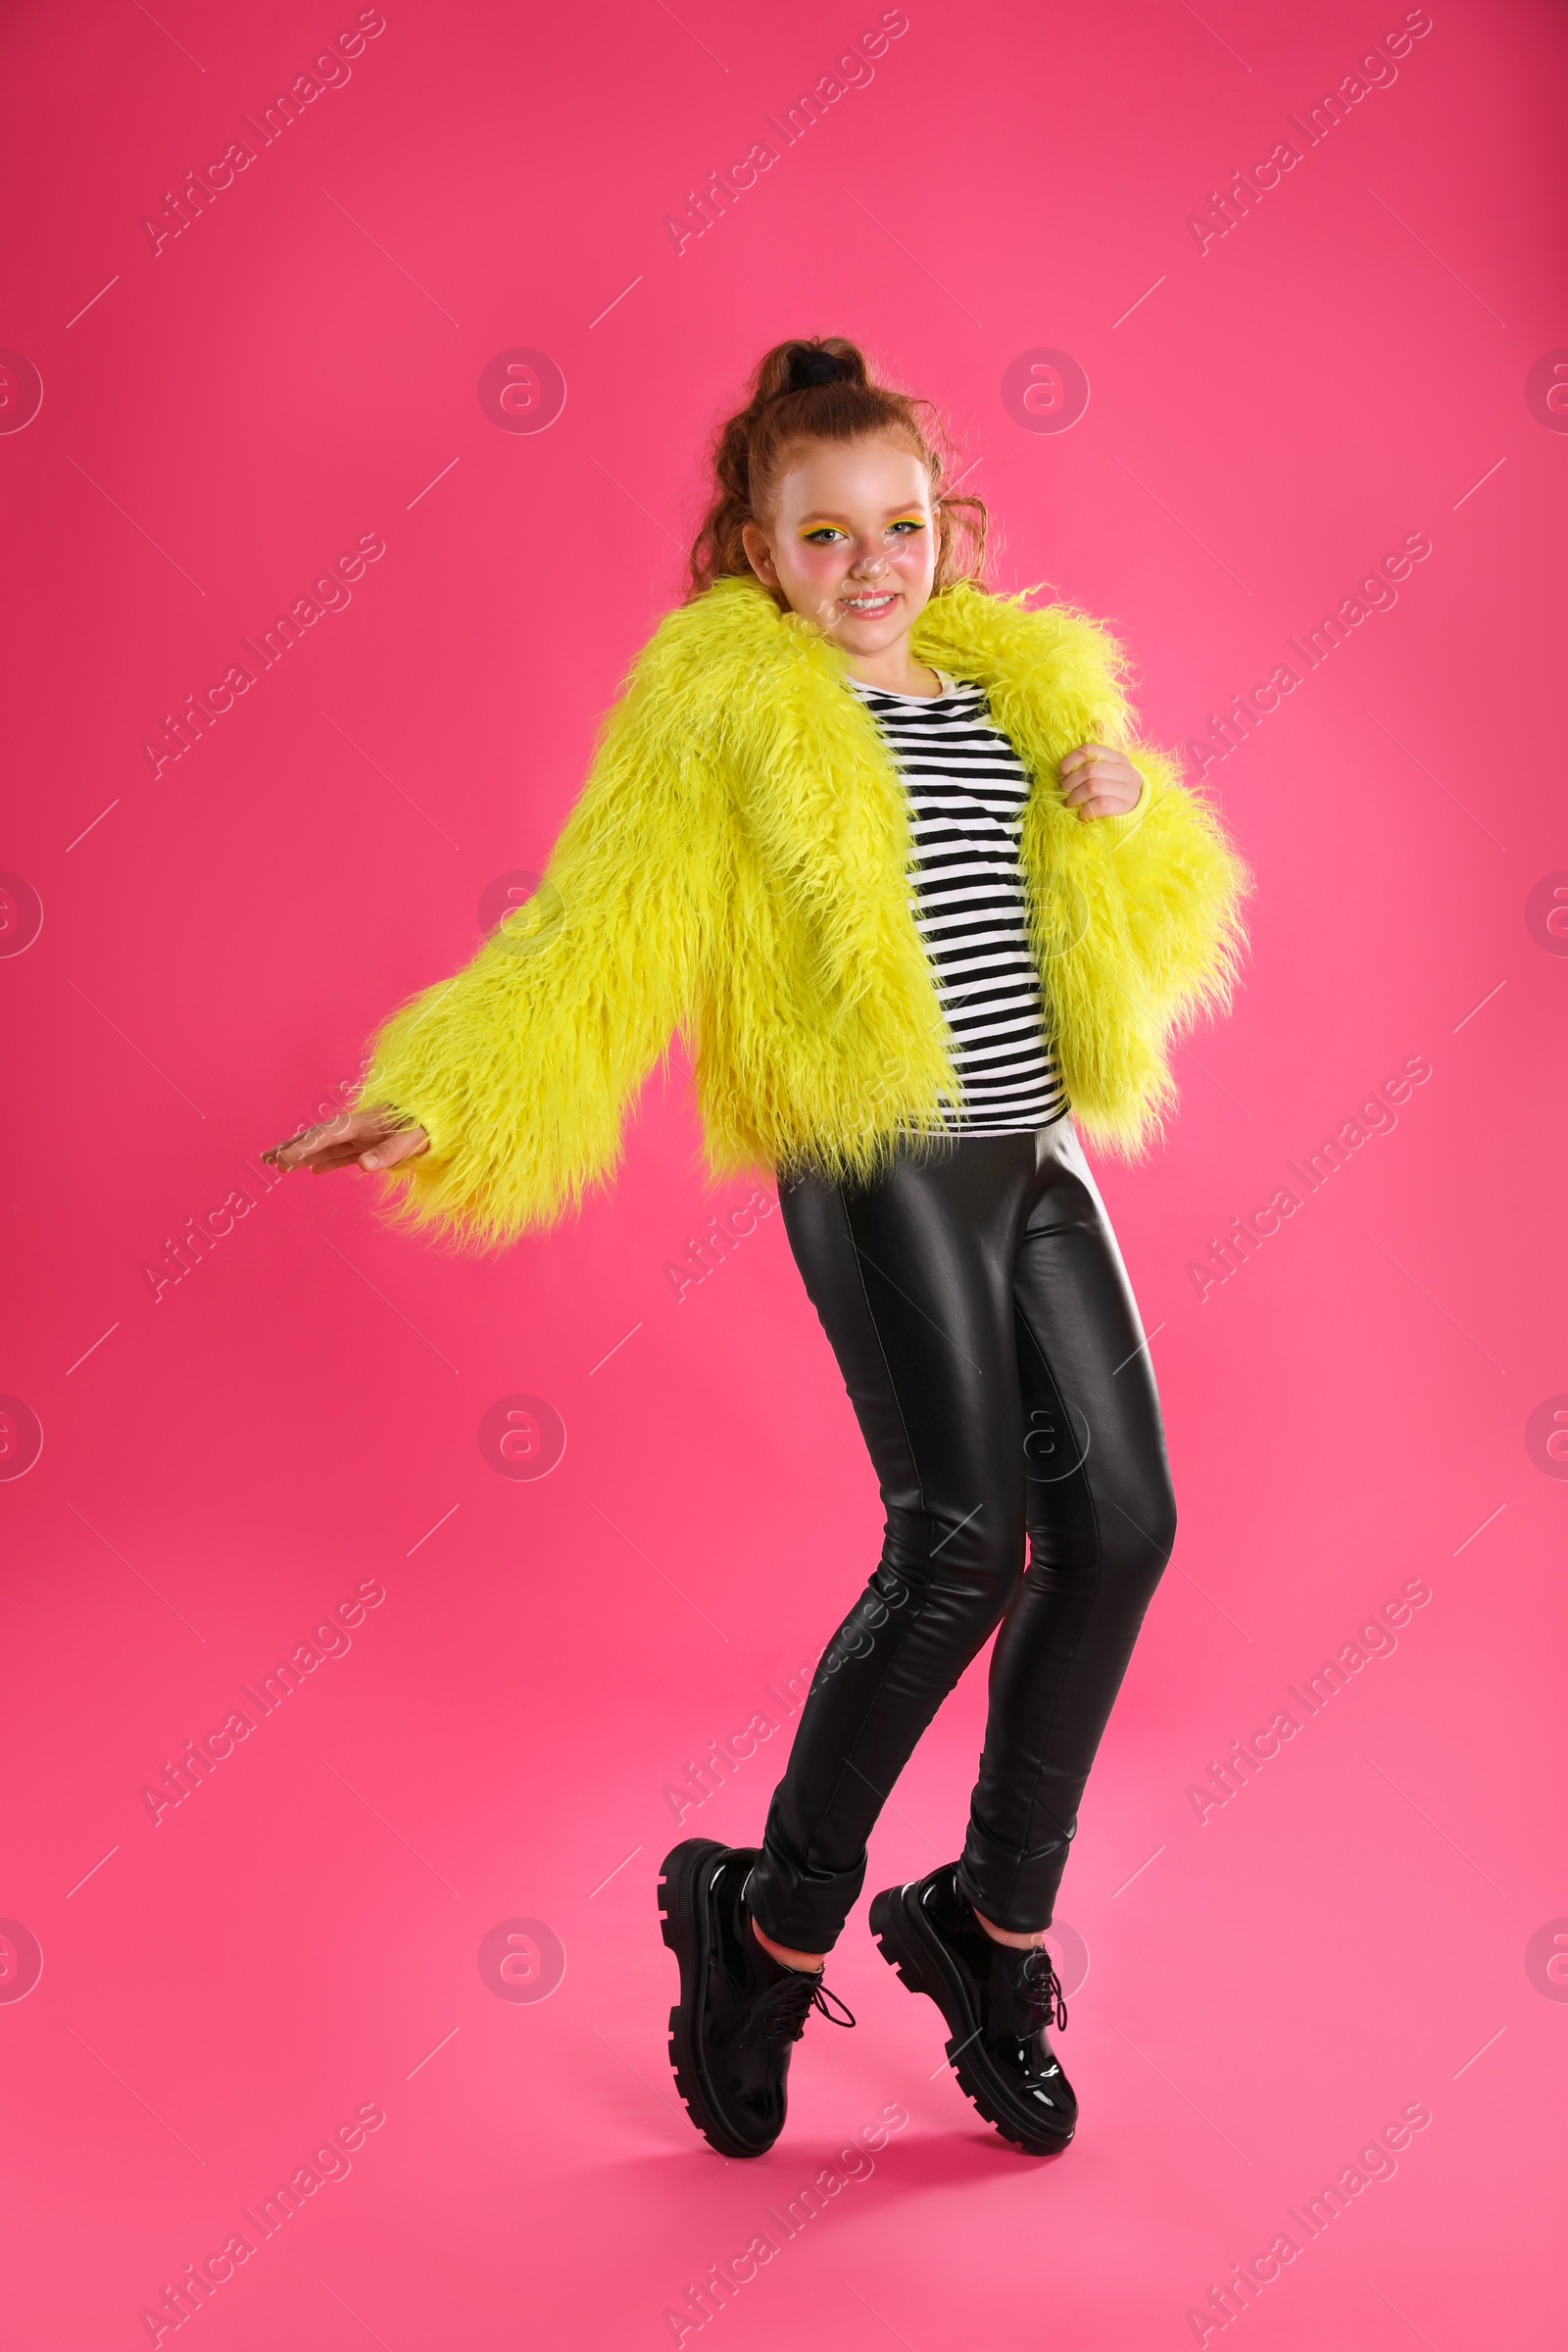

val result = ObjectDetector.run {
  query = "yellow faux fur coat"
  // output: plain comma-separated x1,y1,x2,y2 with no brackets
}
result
356,573,1250,1247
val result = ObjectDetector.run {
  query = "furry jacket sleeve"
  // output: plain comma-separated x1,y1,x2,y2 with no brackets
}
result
352,624,722,1249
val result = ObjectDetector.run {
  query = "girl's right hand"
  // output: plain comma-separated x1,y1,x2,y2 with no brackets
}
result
261,1104,429,1177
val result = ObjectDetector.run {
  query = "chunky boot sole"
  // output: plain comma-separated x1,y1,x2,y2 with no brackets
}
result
869,1881,1075,2156
657,1838,774,2160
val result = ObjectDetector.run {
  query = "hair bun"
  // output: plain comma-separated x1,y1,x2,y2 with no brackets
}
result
783,343,847,392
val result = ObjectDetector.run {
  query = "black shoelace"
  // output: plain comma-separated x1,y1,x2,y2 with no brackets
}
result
1019,1945,1068,2033
743,1967,858,2047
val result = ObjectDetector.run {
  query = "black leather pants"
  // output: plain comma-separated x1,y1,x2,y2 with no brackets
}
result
747,1116,1177,1950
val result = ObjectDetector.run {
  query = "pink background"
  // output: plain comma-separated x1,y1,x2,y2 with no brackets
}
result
3,0,1565,2343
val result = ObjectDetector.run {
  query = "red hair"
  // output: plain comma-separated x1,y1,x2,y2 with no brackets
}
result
687,335,989,603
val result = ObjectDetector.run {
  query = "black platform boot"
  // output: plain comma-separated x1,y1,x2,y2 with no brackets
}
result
870,1863,1076,2154
658,1838,856,2157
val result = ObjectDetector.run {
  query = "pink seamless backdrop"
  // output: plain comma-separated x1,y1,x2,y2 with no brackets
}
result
3,0,1565,2344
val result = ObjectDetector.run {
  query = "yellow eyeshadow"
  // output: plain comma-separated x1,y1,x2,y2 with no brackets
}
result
794,514,926,545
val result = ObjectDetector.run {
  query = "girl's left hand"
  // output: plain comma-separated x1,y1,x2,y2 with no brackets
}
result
1058,743,1145,819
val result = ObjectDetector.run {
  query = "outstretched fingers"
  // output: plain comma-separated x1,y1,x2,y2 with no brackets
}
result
259,1106,428,1176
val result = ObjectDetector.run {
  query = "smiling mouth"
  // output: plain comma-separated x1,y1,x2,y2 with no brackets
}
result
839,590,897,612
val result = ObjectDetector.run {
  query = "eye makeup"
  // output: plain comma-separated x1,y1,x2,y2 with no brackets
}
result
797,512,929,545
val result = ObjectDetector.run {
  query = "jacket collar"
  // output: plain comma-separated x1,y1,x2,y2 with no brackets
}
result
633,576,1131,1007
683,572,1130,774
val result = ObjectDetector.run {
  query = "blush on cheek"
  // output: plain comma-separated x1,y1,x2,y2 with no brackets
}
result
781,544,856,601
792,542,850,576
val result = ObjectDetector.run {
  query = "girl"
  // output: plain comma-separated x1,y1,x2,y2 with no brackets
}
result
265,336,1249,2163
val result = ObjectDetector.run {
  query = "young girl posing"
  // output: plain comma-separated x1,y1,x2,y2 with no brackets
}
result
265,336,1249,2161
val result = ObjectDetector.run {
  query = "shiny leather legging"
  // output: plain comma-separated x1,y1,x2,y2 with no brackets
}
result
747,1116,1177,1950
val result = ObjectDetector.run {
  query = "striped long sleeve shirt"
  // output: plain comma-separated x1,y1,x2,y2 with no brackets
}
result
846,668,1069,1135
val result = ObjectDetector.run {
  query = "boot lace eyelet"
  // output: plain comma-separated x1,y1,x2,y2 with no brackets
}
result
741,1970,858,2047
1020,1947,1068,2033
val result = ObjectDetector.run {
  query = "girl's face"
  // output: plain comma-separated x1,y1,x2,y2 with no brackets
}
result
741,435,940,656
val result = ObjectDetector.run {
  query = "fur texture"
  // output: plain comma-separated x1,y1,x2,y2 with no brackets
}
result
356,574,1251,1248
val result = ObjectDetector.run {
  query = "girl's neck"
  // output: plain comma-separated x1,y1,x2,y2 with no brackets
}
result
840,641,945,699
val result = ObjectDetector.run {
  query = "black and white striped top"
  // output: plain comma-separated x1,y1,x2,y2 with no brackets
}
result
847,669,1069,1136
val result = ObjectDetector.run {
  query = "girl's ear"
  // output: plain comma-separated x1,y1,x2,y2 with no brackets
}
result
741,520,777,586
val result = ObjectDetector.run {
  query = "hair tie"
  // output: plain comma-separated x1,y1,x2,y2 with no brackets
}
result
784,345,846,392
